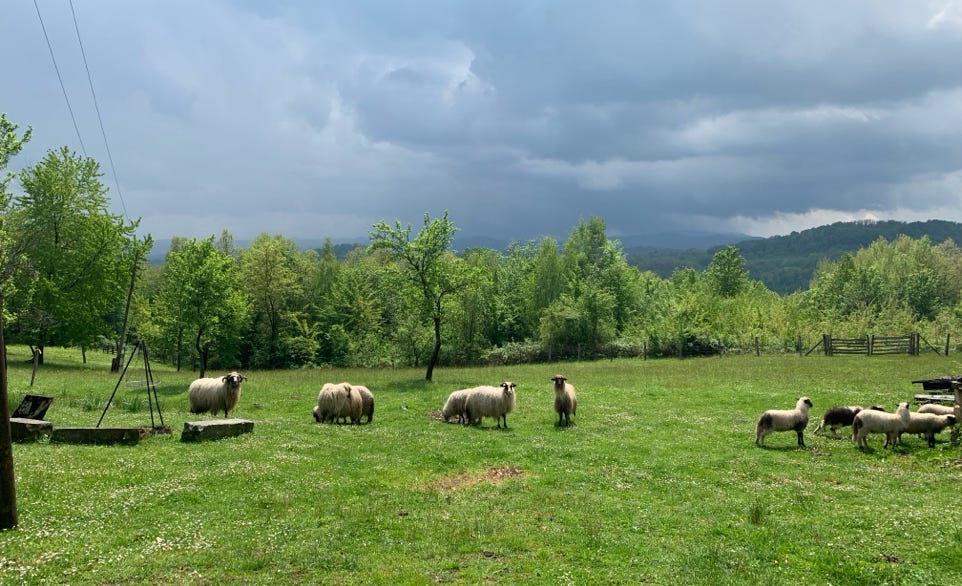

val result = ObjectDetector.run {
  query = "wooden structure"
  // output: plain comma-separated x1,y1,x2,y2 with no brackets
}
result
806,333,944,356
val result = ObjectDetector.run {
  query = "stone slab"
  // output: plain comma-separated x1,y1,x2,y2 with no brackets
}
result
51,426,149,445
180,418,254,442
9,417,54,442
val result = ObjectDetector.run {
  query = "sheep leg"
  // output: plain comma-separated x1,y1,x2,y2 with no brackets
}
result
795,430,805,447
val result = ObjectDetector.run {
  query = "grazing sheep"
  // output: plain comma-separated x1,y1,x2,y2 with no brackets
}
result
188,371,246,417
852,402,911,449
917,403,956,416
441,388,475,424
754,396,813,447
550,374,577,427
464,382,517,429
312,382,339,423
813,405,884,438
333,382,363,424
899,412,957,447
351,384,375,423
311,382,363,424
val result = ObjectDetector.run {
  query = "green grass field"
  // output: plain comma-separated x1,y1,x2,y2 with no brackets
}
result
3,346,962,585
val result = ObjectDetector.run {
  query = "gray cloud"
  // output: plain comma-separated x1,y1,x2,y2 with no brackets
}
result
3,0,961,244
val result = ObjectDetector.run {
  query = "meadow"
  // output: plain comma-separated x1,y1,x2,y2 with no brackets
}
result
2,346,962,585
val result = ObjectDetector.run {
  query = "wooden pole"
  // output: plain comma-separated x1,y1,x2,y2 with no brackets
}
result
0,294,18,529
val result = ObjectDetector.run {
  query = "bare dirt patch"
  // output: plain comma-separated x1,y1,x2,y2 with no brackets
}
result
427,466,524,493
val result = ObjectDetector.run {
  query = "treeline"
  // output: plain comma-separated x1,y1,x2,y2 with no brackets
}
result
4,113,962,380
626,219,962,294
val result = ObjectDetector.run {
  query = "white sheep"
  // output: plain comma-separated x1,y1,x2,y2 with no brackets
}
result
441,388,475,424
313,382,338,423
550,374,577,427
187,371,246,417
899,412,957,447
917,403,956,416
311,382,362,424
464,382,517,429
852,402,910,449
333,382,363,424
754,396,812,447
813,405,884,438
351,384,375,423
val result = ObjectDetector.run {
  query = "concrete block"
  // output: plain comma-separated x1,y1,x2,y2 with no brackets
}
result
180,418,254,442
51,426,149,445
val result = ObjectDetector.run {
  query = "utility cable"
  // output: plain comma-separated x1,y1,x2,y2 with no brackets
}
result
68,0,128,219
32,0,87,157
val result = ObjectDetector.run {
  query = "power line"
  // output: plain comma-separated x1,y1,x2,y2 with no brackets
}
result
68,0,128,219
32,0,87,157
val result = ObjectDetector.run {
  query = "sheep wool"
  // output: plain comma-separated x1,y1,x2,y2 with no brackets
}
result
900,412,957,447
917,403,955,416
464,382,517,429
187,371,246,417
441,388,475,424
754,396,813,447
313,383,339,423
852,402,911,449
550,374,577,427
334,382,363,424
350,384,375,423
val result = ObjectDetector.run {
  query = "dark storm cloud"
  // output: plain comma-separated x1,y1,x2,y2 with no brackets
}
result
2,0,961,242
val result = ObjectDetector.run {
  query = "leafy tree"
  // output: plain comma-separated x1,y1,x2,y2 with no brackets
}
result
8,147,139,362
369,211,466,381
150,236,251,376
0,113,31,530
239,234,309,368
704,245,749,298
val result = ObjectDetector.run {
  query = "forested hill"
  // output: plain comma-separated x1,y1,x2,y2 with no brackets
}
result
624,219,962,294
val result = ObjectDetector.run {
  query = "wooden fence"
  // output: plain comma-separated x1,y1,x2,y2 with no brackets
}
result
806,333,947,356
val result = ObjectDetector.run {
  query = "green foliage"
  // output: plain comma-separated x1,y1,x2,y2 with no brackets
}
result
7,147,139,350
147,236,251,374
627,219,962,294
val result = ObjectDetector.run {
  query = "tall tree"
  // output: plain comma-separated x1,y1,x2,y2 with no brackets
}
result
9,147,140,361
369,211,464,381
239,234,308,368
0,113,31,529
151,236,250,376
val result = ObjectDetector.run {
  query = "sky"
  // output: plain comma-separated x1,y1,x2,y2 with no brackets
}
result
3,1,962,246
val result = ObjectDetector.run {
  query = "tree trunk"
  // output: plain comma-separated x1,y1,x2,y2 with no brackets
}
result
425,316,441,381
0,294,19,529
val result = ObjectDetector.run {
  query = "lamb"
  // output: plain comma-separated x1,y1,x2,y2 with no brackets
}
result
899,412,957,447
550,374,577,427
917,403,956,416
754,396,812,447
851,402,911,449
441,388,475,424
464,381,517,429
813,405,884,438
187,371,246,417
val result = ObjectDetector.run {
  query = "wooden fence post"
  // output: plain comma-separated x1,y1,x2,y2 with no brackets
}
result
823,334,832,356
946,334,951,357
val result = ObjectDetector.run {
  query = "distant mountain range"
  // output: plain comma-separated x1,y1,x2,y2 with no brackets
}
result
624,219,962,294
145,219,962,295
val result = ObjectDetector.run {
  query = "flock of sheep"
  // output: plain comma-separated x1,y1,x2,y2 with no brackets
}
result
185,371,578,428
185,370,958,448
754,395,958,450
